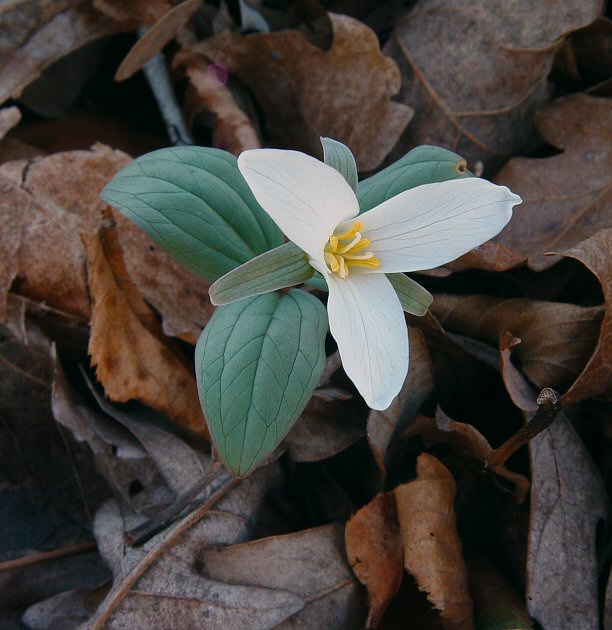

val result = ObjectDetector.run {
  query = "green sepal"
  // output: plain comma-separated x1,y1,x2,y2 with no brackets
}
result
100,146,283,282
358,145,472,212
196,290,328,477
386,274,432,316
321,137,358,193
305,273,328,292
209,242,314,305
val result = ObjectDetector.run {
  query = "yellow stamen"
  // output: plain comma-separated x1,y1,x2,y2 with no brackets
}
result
334,221,362,241
325,236,338,254
336,233,362,254
324,220,380,278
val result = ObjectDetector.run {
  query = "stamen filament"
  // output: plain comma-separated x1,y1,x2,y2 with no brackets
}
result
336,233,362,254
323,220,381,278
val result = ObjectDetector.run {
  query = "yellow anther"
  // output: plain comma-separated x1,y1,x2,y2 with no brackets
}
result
324,252,340,272
334,221,363,242
324,220,380,278
325,236,338,254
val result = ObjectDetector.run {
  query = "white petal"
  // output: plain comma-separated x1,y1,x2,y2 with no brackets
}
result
238,149,359,265
326,273,409,410
355,178,521,272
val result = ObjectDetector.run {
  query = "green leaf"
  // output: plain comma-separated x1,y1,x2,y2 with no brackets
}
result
321,137,358,192
387,274,432,316
196,290,328,476
101,146,284,282
209,242,313,305
357,145,472,212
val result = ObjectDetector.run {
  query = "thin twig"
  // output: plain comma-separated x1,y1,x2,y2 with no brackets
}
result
0,541,96,573
125,464,233,546
139,28,193,146
89,475,241,630
489,388,561,470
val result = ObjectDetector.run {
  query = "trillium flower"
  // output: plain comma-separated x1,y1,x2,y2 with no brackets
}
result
237,149,521,411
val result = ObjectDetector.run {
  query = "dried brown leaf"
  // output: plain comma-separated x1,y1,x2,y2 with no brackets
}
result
432,293,603,394
495,94,612,270
0,0,131,106
367,327,434,475
23,586,106,630
88,464,283,629
176,51,261,154
0,106,21,141
557,228,612,403
201,523,366,629
83,221,207,436
402,411,530,502
198,13,413,170
571,17,612,85
498,331,538,412
445,241,527,273
394,454,473,630
497,347,609,629
83,375,208,496
52,351,176,514
385,0,602,170
528,410,608,628
0,146,213,339
283,396,365,463
115,0,203,81
345,493,403,628
467,553,533,630
93,0,174,23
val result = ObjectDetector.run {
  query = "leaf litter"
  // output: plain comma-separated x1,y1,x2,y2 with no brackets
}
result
0,1,611,629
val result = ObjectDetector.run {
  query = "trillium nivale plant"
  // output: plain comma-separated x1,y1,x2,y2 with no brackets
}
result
237,149,522,410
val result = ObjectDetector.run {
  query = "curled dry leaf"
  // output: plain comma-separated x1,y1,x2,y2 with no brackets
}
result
83,220,207,436
495,94,612,270
176,50,261,154
115,0,203,81
0,146,213,338
198,13,413,170
88,463,283,630
200,523,366,629
385,0,602,170
83,374,208,496
0,0,132,106
52,349,177,514
498,331,539,412
556,228,612,404
345,493,403,628
367,327,434,476
402,411,530,502
432,293,603,394
394,453,473,630
497,341,609,630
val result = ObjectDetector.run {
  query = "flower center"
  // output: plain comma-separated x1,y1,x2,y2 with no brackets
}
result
323,220,380,279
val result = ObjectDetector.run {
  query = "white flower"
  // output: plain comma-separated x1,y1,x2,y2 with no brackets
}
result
237,149,521,410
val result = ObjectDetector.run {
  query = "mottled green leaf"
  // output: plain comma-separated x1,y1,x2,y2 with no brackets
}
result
101,146,283,282
358,145,471,212
196,290,328,476
321,137,358,192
